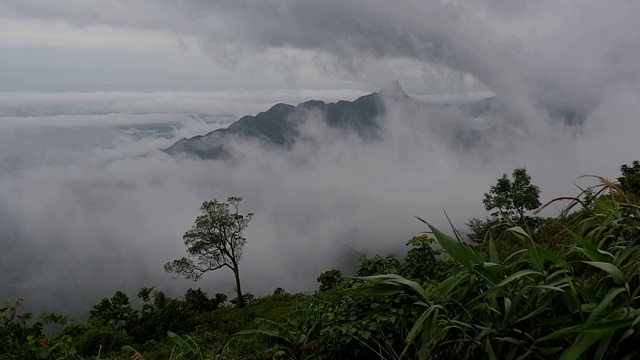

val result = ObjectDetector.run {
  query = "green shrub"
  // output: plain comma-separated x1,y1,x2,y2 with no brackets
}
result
1,299,80,360
354,191,640,359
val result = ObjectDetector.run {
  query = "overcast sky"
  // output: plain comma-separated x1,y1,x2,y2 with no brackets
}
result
0,0,496,95
2,1,638,107
1,0,640,316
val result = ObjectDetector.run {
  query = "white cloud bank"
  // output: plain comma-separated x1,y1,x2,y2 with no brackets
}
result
0,0,638,316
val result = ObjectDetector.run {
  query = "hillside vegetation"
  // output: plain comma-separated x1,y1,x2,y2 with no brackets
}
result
3,162,640,359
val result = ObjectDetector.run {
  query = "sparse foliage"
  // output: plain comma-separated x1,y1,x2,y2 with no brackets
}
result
11,165,640,359
273,287,287,295
355,254,400,277
483,167,541,222
1,299,79,360
231,293,254,308
355,185,640,360
220,305,325,360
400,234,441,282
89,291,137,333
619,160,640,201
317,269,343,293
165,197,253,308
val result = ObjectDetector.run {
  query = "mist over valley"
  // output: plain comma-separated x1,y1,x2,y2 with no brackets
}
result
1,0,639,325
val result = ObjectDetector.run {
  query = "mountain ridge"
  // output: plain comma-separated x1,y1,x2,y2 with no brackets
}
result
162,82,495,160
163,82,414,160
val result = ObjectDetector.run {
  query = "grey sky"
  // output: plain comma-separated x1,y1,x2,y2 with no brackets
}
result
1,0,639,316
3,0,639,100
0,0,495,94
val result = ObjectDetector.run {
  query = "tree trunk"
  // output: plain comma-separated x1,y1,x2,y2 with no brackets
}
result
518,208,525,224
233,266,245,308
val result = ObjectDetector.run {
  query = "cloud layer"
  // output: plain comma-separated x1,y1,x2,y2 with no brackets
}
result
4,1,639,107
0,0,639,317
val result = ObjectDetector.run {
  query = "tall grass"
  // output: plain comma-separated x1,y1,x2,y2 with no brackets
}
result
354,182,640,360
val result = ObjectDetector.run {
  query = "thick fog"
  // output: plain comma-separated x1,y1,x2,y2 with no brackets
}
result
1,0,639,316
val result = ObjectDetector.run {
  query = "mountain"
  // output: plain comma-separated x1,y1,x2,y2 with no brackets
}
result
162,82,511,160
162,82,411,160
161,81,588,161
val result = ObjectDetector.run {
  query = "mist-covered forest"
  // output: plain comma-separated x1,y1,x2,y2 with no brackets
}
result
4,161,640,359
3,0,640,359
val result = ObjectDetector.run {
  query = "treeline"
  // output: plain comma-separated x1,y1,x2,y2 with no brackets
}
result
3,161,640,359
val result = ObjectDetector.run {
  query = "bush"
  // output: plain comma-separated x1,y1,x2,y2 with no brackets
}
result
355,190,640,359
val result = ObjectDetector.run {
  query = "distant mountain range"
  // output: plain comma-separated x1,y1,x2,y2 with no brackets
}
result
162,81,499,160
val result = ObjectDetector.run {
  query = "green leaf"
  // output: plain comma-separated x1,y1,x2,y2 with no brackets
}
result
566,229,607,262
586,287,626,325
509,226,544,271
406,307,434,343
559,333,601,360
167,331,195,358
351,274,426,299
533,285,566,292
436,272,470,299
539,347,564,356
503,249,527,264
230,329,286,345
346,283,408,296
489,238,500,265
582,261,626,285
498,337,525,346
486,339,498,360
594,331,614,360
538,245,565,266
416,217,484,269
495,270,542,288
474,266,501,286
539,319,634,341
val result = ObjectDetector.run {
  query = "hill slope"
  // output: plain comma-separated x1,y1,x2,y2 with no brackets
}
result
162,81,500,160
162,82,412,160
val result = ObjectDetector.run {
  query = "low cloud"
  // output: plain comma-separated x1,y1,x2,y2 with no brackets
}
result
2,84,639,317
0,0,638,318
0,90,369,122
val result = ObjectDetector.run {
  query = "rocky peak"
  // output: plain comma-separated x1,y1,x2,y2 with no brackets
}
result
378,80,411,102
